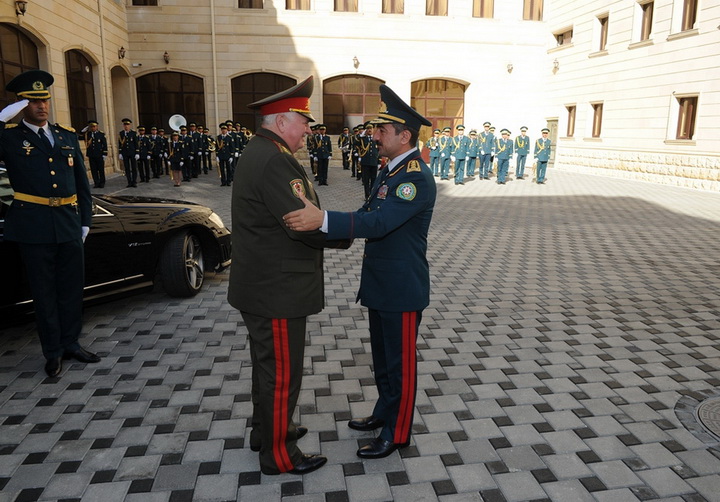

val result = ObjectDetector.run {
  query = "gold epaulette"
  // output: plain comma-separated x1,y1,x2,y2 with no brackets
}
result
4,123,18,129
55,123,76,133
406,160,421,173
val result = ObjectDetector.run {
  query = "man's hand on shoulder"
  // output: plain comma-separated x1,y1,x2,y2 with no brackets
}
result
283,193,324,232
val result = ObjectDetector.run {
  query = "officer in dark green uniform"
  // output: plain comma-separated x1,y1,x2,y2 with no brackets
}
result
0,70,100,377
228,76,348,476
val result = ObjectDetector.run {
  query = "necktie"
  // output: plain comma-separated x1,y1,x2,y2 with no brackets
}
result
38,127,53,150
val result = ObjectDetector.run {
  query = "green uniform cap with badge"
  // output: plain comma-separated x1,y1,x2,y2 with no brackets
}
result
6,69,53,100
371,84,431,131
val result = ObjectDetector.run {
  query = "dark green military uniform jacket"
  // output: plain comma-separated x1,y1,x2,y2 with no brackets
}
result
228,127,341,319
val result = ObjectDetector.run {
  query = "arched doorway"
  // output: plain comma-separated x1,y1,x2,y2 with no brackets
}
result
136,72,206,130
231,73,296,132
65,50,97,132
411,79,466,156
323,75,384,133
0,23,40,110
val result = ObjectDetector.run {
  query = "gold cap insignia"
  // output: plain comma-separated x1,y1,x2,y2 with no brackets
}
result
32,81,44,91
378,101,387,114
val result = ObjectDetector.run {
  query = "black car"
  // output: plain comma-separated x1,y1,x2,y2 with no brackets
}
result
0,167,231,325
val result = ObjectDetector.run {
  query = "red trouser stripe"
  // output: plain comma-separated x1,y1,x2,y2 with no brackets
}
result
271,318,293,472
394,311,417,444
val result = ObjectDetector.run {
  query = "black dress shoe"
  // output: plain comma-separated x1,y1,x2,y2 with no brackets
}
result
45,357,62,377
251,426,308,452
356,438,409,459
63,347,101,364
348,416,385,431
261,454,327,475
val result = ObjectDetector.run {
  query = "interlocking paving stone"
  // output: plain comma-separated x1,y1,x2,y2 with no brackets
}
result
1,168,720,501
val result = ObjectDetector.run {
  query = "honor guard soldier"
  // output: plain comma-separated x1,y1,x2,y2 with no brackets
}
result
118,117,139,187
198,125,211,174
236,122,248,153
438,127,452,180
495,128,514,184
168,131,187,186
216,123,234,186
228,76,349,476
358,122,380,199
136,126,151,183
186,122,200,178
466,129,479,178
226,120,240,181
284,84,437,460
0,69,101,376
426,128,441,176
479,121,494,179
179,125,193,181
307,124,318,179
338,126,351,170
489,126,497,175
84,120,107,188
148,126,162,178
534,128,552,184
451,124,470,185
514,126,530,180
314,124,332,185
351,125,362,179
158,128,170,174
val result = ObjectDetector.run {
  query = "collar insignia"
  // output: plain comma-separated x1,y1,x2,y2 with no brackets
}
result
406,160,421,173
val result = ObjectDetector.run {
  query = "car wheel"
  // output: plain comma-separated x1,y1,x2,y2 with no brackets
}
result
160,231,204,297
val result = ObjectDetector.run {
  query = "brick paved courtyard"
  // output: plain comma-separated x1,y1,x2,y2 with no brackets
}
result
1,164,719,502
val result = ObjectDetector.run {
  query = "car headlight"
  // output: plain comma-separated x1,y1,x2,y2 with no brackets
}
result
208,211,226,229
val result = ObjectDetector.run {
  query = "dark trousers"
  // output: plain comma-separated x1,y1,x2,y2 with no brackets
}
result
192,154,201,177
219,158,231,185
342,151,350,170
88,156,105,187
242,312,306,473
317,158,329,184
369,309,421,444
182,160,193,181
351,154,359,177
122,156,137,185
201,152,210,173
18,239,85,360
138,157,150,182
150,155,162,178
361,163,377,199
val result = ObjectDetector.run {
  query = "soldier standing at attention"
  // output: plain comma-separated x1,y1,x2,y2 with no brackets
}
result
495,128,514,185
136,126,151,183
426,128,440,177
479,121,494,180
168,131,187,187
216,123,234,187
338,126,351,171
514,126,530,180
314,124,332,186
466,129,479,178
358,122,379,200
0,70,100,377
158,128,170,175
84,120,107,188
451,124,470,185
148,126,162,179
118,117,139,187
534,128,552,184
228,76,350,476
438,127,452,180
283,84,437,460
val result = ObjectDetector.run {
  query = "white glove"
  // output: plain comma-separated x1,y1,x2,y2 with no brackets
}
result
189,155,194,160
234,152,239,158
180,161,184,167
313,156,318,161
441,153,445,158
197,152,201,155
81,125,89,133
0,99,28,122
81,226,90,243
451,156,456,162
147,155,151,160
164,152,168,158
119,154,123,160
102,156,106,161
134,154,140,160
328,155,332,159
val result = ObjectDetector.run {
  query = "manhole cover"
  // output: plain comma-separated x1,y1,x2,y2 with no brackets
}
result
696,397,720,440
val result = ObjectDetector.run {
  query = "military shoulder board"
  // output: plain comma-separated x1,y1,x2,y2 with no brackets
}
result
4,123,18,129
56,123,76,133
406,160,421,173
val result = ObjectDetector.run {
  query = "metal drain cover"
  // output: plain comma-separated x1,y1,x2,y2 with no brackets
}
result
696,397,720,440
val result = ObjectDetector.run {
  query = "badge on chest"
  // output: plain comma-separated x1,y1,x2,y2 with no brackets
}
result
377,185,388,200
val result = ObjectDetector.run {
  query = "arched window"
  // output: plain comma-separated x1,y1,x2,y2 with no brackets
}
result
231,73,296,132
137,72,205,130
411,79,465,143
65,50,97,132
0,24,39,110
323,75,384,133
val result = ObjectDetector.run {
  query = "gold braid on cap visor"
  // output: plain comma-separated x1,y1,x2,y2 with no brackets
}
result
17,90,51,99
374,113,406,124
